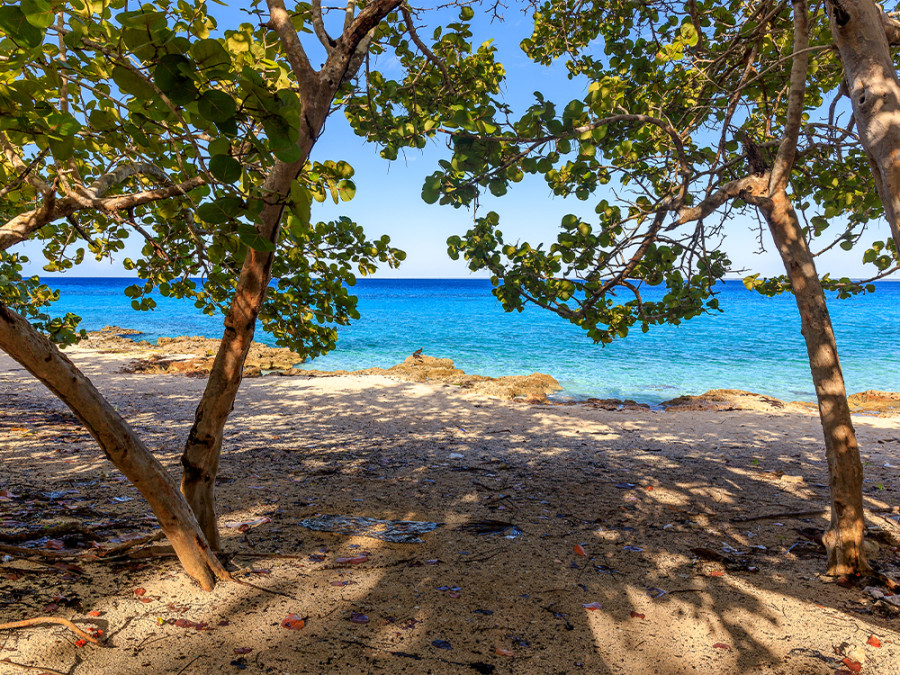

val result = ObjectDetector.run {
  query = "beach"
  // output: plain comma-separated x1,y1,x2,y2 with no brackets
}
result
1,341,900,674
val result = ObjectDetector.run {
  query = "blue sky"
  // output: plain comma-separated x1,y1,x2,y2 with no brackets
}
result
20,2,893,280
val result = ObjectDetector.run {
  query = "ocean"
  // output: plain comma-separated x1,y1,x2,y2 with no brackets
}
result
36,277,900,404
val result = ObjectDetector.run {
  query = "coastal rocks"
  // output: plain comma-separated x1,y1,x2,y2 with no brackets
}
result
280,354,562,402
117,336,300,377
847,391,900,414
584,398,651,411
661,389,803,412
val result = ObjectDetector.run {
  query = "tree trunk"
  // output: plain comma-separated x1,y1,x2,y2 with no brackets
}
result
760,190,870,575
179,0,403,548
180,108,331,549
0,302,229,589
827,0,900,255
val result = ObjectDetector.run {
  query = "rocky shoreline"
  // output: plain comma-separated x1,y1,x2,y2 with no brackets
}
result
74,326,900,414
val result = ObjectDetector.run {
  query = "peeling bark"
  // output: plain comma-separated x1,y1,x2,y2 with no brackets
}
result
0,302,229,589
827,0,900,254
759,191,869,576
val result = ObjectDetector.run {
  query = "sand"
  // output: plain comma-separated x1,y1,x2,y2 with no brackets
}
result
1,343,899,674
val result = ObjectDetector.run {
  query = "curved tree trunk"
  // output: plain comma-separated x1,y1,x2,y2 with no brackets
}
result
760,190,870,575
0,302,229,590
180,0,403,548
827,0,900,255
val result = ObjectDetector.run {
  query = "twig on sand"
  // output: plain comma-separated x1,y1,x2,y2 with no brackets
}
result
731,509,826,523
0,523,98,544
98,530,164,557
0,544,70,559
0,617,103,645
0,658,67,675
175,653,205,675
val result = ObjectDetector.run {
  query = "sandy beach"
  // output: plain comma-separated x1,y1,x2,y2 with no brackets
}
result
1,342,900,674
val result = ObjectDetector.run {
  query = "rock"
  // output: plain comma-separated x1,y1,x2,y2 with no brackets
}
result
847,390,900,414
661,389,798,412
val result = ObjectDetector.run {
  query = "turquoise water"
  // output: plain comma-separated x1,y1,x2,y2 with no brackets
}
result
39,278,900,403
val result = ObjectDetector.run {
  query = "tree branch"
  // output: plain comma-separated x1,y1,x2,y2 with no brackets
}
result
770,0,810,193
401,2,455,94
311,0,337,51
674,175,768,226
266,0,317,91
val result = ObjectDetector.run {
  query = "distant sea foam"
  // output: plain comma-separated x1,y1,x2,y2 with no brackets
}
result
39,277,900,404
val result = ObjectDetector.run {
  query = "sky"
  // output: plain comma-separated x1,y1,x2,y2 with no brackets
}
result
19,2,894,281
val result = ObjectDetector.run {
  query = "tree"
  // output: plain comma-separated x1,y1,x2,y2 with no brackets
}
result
0,0,500,587
350,0,900,574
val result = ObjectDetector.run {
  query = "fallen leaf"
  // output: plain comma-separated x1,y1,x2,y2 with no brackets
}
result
74,639,86,648
582,602,602,611
44,540,65,550
432,639,452,650
234,647,253,655
89,611,101,617
623,545,644,552
495,648,514,657
712,643,731,650
281,614,306,630
574,544,587,557
335,555,368,565
630,611,645,619
349,613,369,624
842,658,862,673
867,635,882,648
330,580,352,587
710,570,725,577
133,588,146,597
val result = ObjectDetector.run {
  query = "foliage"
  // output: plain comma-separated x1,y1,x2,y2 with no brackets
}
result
0,0,426,356
360,0,896,342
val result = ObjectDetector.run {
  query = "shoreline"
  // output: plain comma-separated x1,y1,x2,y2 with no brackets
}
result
74,326,900,416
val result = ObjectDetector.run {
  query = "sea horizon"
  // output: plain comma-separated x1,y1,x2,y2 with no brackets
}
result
28,276,900,404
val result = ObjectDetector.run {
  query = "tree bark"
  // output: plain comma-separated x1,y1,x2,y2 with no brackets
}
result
827,0,900,255
759,190,870,576
0,302,229,589
180,0,403,548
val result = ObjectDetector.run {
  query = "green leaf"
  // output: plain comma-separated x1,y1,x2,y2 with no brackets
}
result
21,0,54,29
197,196,244,224
190,39,232,72
209,154,241,183
289,182,312,225
0,6,45,49
237,223,276,252
198,90,236,123
337,179,356,201
459,6,475,20
112,65,156,99
153,54,198,105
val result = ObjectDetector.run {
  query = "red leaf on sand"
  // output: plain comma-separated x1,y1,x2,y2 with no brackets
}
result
133,588,146,597
335,555,368,565
330,580,351,587
74,639,86,647
710,570,725,577
281,614,306,630
867,635,882,648
44,539,65,550
712,643,731,650
43,603,59,613
89,611,101,617
574,544,587,557
582,602,602,611
495,648,514,657
630,611,645,619
174,619,195,628
234,647,253,655
842,658,862,673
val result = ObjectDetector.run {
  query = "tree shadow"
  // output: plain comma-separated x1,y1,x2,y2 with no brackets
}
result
1,357,899,673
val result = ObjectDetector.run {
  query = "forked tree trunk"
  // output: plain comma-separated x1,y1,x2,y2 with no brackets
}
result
180,0,403,547
0,302,229,589
827,0,900,255
760,190,870,575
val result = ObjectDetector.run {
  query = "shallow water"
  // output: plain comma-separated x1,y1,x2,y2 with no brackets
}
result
43,277,900,403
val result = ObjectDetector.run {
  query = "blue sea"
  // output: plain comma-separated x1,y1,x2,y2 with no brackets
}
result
38,278,900,404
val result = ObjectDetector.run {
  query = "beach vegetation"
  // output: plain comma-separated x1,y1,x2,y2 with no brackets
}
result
355,0,900,577
0,0,502,588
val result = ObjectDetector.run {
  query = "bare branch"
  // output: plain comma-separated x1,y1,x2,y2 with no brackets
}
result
674,175,768,226
311,0,337,51
266,0,317,89
0,133,51,194
401,2,456,94
770,0,810,193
